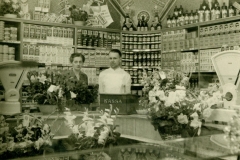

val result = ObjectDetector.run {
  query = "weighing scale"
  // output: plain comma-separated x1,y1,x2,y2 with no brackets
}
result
207,50,240,122
0,61,34,115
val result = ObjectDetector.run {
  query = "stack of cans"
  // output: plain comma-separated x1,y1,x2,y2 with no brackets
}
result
4,27,17,41
8,47,15,61
0,21,4,40
3,45,9,61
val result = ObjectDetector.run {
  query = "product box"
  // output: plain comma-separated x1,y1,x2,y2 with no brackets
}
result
199,27,204,38
52,27,58,44
234,21,240,33
68,28,74,45
29,25,36,40
22,43,29,60
23,24,30,41
46,26,53,43
40,26,47,42
58,27,63,44
35,25,41,42
224,23,229,34
28,44,36,61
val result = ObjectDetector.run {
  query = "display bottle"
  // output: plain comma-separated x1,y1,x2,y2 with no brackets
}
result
137,18,142,31
122,13,130,31
202,0,208,10
198,5,204,22
194,9,199,23
228,3,235,17
171,15,177,27
178,5,184,15
222,2,227,18
150,20,155,31
205,7,211,21
154,13,161,30
211,5,216,20
213,0,220,9
178,13,184,26
184,10,189,25
141,16,145,31
144,19,148,31
167,15,172,28
174,5,179,17
215,6,221,19
157,20,162,30
189,10,194,24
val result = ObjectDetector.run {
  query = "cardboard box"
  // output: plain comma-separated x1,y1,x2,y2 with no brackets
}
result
100,94,138,115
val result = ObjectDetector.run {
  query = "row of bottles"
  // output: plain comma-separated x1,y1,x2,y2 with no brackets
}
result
122,13,162,31
167,1,237,28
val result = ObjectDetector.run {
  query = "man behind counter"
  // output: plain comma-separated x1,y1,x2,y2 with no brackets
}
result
99,49,131,94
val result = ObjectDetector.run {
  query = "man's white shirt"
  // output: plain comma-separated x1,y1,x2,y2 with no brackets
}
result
99,67,131,94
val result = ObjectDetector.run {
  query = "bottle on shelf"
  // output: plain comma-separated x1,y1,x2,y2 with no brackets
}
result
141,16,148,31
198,4,205,22
171,14,177,27
174,6,179,17
150,20,155,31
122,13,130,31
213,0,220,9
194,9,199,23
179,12,185,26
178,5,184,15
210,4,216,20
189,10,194,24
167,15,172,28
154,13,162,30
221,2,228,18
184,10,189,25
202,0,209,11
137,18,142,31
205,6,211,21
215,5,221,19
228,3,235,17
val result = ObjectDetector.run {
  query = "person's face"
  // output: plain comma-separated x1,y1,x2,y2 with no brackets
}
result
72,56,83,71
109,52,121,69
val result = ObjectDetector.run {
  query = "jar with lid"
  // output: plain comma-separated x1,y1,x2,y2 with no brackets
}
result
138,61,142,67
142,35,146,42
129,35,134,42
133,35,138,42
134,53,138,61
151,34,155,42
126,61,130,67
126,52,130,59
129,61,134,67
129,44,133,50
142,61,147,66
129,69,133,76
125,35,129,42
142,52,146,61
137,69,143,77
154,34,159,41
133,69,138,76
122,52,126,59
138,52,143,61
133,43,138,49
138,35,143,42
147,61,151,66
122,61,126,66
137,43,142,49
133,77,138,84
146,35,151,42
129,52,134,60
147,68,152,76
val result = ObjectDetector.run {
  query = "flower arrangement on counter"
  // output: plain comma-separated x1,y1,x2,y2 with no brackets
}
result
140,68,223,140
0,0,23,17
24,69,98,112
0,114,55,159
62,106,120,153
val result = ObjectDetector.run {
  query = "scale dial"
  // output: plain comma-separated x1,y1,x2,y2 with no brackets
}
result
211,50,240,86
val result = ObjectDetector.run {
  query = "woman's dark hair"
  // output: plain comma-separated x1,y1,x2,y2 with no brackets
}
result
110,49,122,57
69,53,85,63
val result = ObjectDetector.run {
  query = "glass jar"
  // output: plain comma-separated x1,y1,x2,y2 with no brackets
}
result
133,69,138,76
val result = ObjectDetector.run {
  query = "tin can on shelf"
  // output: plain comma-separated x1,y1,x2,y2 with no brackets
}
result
133,69,138,76
133,35,138,42
133,77,138,84
129,52,133,60
129,61,133,66
129,69,133,76
126,52,130,59
122,51,126,59
126,61,130,67
137,43,142,49
138,35,143,42
129,35,133,42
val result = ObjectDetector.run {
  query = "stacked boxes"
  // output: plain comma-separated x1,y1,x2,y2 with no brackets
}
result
199,48,221,72
81,68,98,85
162,29,197,52
77,49,109,67
3,27,17,41
22,43,73,65
200,21,240,49
23,24,73,45
180,52,197,72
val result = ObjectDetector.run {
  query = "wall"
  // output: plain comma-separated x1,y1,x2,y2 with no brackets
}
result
25,0,121,29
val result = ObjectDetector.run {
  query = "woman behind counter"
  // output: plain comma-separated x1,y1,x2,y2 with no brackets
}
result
69,53,88,85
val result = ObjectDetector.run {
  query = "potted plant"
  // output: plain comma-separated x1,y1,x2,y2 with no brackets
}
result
0,0,22,18
69,5,88,25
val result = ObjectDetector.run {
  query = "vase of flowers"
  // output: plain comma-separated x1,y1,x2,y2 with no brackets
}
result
141,68,222,140
69,5,88,25
62,105,120,157
0,0,22,18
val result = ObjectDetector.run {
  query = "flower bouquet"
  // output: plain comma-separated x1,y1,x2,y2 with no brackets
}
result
0,0,23,17
24,69,98,112
0,114,55,159
62,106,120,158
141,68,222,140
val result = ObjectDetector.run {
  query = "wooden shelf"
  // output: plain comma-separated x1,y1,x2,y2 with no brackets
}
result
122,41,161,44
122,30,161,35
76,46,109,50
0,40,21,44
23,41,74,47
122,49,161,52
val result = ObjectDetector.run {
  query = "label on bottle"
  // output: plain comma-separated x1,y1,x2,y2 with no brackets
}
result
229,9,234,17
198,11,204,22
205,10,210,21
211,10,215,20
222,9,227,18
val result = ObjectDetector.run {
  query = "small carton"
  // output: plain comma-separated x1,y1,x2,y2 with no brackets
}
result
35,25,41,42
40,26,47,42
46,26,53,43
29,25,36,40
22,43,29,60
23,24,30,41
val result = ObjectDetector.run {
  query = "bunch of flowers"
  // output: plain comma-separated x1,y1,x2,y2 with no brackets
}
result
69,5,88,21
24,69,98,111
63,106,120,151
140,68,223,140
0,0,22,16
0,115,54,159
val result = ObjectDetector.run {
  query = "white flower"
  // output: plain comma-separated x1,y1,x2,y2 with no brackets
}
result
38,75,47,84
190,119,202,129
98,126,109,144
34,138,44,150
12,0,18,4
177,113,188,124
149,90,157,103
193,103,201,111
85,121,96,137
190,112,199,119
72,125,79,134
156,90,166,101
165,91,176,107
202,108,213,119
4,0,10,3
